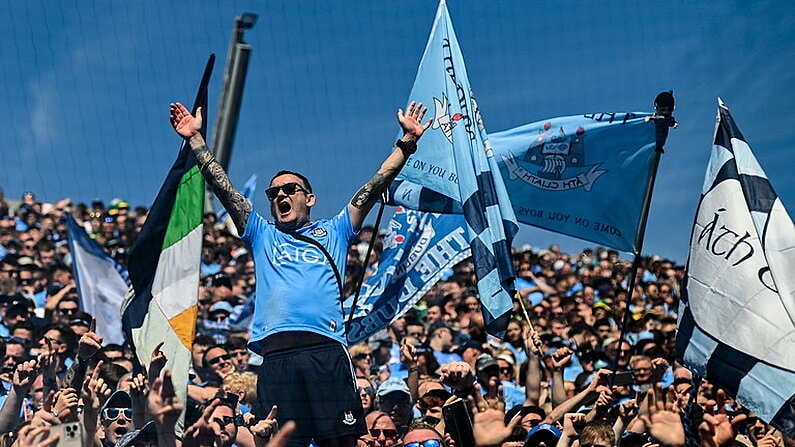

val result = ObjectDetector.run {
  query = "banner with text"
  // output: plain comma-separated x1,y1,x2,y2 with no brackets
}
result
344,208,469,344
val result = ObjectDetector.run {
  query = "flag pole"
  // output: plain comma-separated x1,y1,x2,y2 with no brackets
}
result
610,92,676,378
346,195,388,332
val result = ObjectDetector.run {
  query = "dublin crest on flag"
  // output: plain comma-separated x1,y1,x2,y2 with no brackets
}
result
677,99,795,436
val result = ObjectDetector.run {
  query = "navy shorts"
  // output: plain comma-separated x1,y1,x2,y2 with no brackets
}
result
255,342,366,445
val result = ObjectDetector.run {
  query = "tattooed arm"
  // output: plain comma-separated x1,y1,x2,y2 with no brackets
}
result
348,101,432,230
170,103,251,234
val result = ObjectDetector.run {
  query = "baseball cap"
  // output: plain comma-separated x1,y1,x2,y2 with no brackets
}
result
114,421,158,447
377,378,410,398
475,354,498,373
525,423,562,447
102,390,132,415
210,301,235,314
504,405,546,425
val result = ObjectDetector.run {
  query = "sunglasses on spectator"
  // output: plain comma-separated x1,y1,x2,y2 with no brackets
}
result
404,440,442,447
103,407,133,421
359,386,375,395
369,429,397,439
353,353,372,360
213,416,236,426
265,183,308,200
499,367,513,375
208,354,231,365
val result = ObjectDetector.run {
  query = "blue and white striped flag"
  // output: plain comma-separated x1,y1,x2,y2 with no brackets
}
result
397,0,518,336
217,174,256,222
677,99,794,437
66,215,130,345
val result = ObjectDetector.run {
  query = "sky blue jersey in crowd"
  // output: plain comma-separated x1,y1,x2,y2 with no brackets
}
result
242,207,357,354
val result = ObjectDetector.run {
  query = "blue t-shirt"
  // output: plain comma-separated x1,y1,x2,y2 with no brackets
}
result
242,208,356,353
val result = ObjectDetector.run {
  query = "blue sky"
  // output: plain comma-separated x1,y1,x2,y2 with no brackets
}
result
1,0,793,263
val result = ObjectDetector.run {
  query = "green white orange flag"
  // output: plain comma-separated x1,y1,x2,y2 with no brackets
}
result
122,55,214,433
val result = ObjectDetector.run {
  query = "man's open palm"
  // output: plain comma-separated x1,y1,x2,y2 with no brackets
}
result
397,101,431,140
170,102,202,138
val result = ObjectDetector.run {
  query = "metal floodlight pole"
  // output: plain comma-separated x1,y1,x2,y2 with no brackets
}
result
206,13,258,213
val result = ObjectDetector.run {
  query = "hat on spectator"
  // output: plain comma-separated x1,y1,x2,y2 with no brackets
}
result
592,300,611,311
114,421,157,447
525,423,562,446
456,340,483,355
209,301,234,314
504,404,546,424
497,353,515,366
377,378,410,398
367,330,391,351
69,312,93,328
475,353,498,373
102,390,132,414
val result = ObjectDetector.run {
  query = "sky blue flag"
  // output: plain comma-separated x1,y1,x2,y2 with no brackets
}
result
344,208,469,344
392,112,659,253
66,215,130,345
393,0,519,337
217,174,256,222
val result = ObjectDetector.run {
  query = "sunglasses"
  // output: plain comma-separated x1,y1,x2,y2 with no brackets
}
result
103,407,133,421
213,416,237,426
359,386,375,395
354,353,372,360
369,429,397,439
499,367,513,374
208,354,231,366
265,183,308,200
404,440,442,447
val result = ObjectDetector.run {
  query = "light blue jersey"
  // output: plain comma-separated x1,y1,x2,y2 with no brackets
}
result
242,208,356,354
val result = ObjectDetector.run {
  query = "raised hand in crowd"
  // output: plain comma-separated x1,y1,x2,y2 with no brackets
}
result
699,389,747,447
77,319,103,361
149,341,168,384
129,372,149,427
147,370,183,447
81,360,110,446
638,389,686,447
250,405,279,447
468,390,520,447
16,425,60,447
52,387,80,422
440,361,474,392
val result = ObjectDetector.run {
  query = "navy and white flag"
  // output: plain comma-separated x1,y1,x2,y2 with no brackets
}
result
66,215,130,345
344,208,469,344
217,174,256,222
677,99,794,436
391,112,659,253
394,0,518,337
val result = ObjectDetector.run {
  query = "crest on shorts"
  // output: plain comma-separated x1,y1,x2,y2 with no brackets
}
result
311,227,328,238
342,410,357,426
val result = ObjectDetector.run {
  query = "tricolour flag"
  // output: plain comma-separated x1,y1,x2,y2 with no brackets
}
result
122,55,214,432
66,215,130,345
344,208,469,344
391,112,660,253
394,0,518,337
677,99,794,436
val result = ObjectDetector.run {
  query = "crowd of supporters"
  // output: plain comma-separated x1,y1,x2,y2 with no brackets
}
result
0,189,790,447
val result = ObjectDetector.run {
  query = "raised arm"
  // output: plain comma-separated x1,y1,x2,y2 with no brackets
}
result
170,102,251,233
348,101,431,231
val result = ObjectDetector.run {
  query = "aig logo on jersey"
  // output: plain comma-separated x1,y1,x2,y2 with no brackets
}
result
272,243,327,266
311,227,328,238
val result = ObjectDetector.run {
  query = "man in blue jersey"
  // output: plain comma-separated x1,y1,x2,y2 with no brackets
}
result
169,100,431,447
